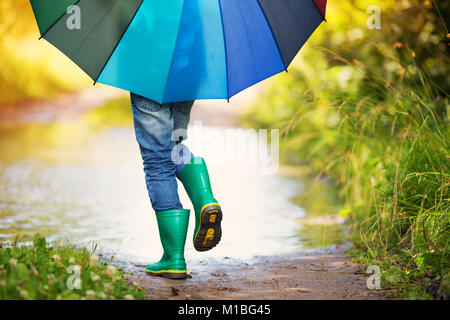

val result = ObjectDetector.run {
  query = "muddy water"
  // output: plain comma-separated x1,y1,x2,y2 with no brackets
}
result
0,103,307,268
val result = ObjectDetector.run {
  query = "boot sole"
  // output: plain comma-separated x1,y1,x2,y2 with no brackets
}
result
146,270,187,280
194,203,222,252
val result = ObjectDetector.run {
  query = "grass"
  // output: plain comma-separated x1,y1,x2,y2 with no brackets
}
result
243,41,449,299
0,234,144,300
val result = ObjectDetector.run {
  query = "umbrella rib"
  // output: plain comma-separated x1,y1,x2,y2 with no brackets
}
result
218,0,230,101
72,2,123,63
39,0,82,39
93,0,145,85
161,0,187,103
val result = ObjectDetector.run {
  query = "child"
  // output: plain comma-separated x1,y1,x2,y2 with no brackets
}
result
130,93,222,279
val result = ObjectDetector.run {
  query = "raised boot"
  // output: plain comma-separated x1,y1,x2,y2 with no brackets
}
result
146,209,190,279
179,157,222,251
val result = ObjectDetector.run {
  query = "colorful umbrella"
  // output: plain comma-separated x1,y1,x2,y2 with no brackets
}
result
30,0,327,103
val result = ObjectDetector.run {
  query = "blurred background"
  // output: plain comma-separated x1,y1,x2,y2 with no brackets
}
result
0,0,448,299
0,1,91,104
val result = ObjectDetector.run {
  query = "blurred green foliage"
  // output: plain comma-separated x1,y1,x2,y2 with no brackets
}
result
83,97,133,129
0,0,90,105
244,0,449,299
0,234,144,300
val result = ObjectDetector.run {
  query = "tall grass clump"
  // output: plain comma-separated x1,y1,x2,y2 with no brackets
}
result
244,0,448,298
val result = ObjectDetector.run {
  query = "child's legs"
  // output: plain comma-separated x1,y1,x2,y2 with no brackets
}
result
171,101,195,177
131,93,183,212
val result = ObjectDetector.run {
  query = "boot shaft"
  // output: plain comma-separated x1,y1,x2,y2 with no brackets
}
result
156,209,190,259
179,157,217,211
179,157,222,252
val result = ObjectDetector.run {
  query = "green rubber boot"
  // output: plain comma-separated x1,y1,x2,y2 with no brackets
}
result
146,209,190,279
179,157,222,252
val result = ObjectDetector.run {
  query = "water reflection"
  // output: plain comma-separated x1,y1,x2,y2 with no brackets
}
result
0,107,306,265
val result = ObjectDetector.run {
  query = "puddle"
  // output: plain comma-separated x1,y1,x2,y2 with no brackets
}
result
0,110,309,267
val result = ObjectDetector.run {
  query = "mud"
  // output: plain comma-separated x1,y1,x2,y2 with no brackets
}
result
130,249,385,300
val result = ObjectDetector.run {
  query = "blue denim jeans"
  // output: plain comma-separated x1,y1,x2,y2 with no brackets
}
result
131,93,194,212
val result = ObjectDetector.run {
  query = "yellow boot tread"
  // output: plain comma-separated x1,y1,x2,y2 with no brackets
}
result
194,203,222,252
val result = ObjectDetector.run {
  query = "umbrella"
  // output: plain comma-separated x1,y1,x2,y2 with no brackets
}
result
30,0,327,104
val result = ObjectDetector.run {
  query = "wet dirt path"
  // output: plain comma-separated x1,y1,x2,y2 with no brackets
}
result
131,250,383,300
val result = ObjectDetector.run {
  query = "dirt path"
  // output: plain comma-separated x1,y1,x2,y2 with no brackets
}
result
130,248,383,300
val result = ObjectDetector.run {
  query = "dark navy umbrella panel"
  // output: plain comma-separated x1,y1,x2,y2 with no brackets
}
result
259,0,326,68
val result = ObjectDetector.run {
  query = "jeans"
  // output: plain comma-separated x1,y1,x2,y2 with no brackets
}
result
130,93,194,212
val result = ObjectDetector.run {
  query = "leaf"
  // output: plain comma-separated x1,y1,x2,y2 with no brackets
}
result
32,233,46,250
384,266,403,284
